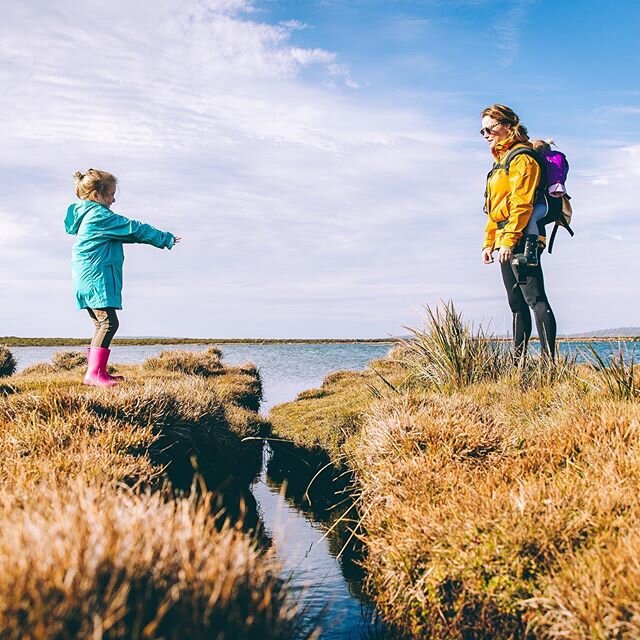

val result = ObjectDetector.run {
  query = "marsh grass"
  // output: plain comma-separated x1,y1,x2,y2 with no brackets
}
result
400,302,511,392
0,345,17,377
0,349,307,638
351,385,640,639
511,351,579,392
0,483,304,640
268,312,640,639
143,346,224,376
583,341,639,401
52,349,87,370
269,359,406,463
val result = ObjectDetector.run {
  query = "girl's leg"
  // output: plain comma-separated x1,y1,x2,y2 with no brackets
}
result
527,203,546,236
524,203,547,266
518,256,557,360
84,309,120,386
87,308,119,348
501,259,532,362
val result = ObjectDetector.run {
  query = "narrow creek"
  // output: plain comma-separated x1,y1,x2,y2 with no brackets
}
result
13,342,391,638
238,343,392,639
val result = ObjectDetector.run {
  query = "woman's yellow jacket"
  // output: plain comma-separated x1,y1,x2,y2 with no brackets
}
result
483,139,542,250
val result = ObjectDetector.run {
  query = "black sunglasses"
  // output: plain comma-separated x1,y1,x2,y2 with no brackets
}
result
480,122,503,137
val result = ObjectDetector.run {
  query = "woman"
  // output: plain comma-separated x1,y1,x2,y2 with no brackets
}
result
481,104,557,361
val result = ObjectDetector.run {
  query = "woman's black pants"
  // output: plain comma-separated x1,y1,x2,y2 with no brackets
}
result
500,249,557,360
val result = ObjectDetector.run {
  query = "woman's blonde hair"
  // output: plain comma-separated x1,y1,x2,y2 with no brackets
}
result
481,104,529,144
73,168,117,200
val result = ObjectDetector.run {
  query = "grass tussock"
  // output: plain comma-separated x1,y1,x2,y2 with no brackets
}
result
0,345,17,377
351,387,640,639
269,307,640,638
0,349,306,638
52,349,87,370
269,358,404,462
400,301,512,392
143,347,224,377
584,341,639,401
0,483,302,640
2,364,265,492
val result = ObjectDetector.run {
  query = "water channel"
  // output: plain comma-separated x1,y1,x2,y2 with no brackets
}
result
11,339,636,638
12,342,392,638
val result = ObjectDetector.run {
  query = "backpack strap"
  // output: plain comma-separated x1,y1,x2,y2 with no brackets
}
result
484,145,547,216
501,147,547,200
547,214,575,254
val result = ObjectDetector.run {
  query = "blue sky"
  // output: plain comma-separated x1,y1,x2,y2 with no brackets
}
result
1,0,639,338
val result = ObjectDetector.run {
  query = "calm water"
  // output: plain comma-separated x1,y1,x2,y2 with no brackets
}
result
10,340,637,638
11,340,637,378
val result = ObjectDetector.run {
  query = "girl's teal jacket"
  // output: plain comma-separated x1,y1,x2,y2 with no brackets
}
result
64,199,175,310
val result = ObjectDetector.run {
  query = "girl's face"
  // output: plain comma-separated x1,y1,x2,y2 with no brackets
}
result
94,186,116,208
480,116,511,151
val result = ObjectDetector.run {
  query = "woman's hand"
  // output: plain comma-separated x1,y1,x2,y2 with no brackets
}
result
174,236,182,244
482,248,494,264
498,246,513,264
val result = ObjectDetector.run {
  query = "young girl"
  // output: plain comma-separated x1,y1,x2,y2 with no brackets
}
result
523,139,570,266
65,169,180,387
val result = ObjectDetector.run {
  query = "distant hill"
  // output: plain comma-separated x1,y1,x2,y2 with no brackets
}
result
569,327,640,338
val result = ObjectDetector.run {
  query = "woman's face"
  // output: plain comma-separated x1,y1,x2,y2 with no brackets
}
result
481,115,511,151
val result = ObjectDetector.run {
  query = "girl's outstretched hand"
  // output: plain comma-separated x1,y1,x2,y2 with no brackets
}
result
174,236,182,244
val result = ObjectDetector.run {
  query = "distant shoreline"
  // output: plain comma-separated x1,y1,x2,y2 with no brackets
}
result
0,336,637,347
0,337,398,347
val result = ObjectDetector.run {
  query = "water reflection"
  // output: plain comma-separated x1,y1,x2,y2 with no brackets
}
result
252,442,383,639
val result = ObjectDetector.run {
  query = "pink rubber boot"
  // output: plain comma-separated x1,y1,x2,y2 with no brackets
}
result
85,347,124,382
83,347,118,387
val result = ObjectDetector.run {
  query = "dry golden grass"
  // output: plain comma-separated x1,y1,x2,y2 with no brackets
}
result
269,309,640,639
0,483,301,640
143,346,223,377
0,348,307,639
344,371,640,639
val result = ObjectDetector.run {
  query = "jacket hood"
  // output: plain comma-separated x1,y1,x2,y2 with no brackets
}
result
64,199,103,235
492,136,532,161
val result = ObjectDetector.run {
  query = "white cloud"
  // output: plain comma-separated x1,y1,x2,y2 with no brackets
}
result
279,20,309,31
0,0,638,338
289,47,336,65
493,0,534,67
598,106,640,115
0,210,32,246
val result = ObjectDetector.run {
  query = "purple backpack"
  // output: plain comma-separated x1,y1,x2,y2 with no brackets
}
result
538,148,573,252
489,144,574,253
540,149,569,196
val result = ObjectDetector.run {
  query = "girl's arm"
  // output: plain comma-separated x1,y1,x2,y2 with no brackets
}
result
96,211,175,249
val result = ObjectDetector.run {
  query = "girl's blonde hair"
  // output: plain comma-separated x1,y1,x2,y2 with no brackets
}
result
531,139,555,152
481,104,529,143
73,168,117,200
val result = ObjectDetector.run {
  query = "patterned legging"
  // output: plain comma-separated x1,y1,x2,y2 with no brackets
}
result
87,308,119,348
500,248,557,360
